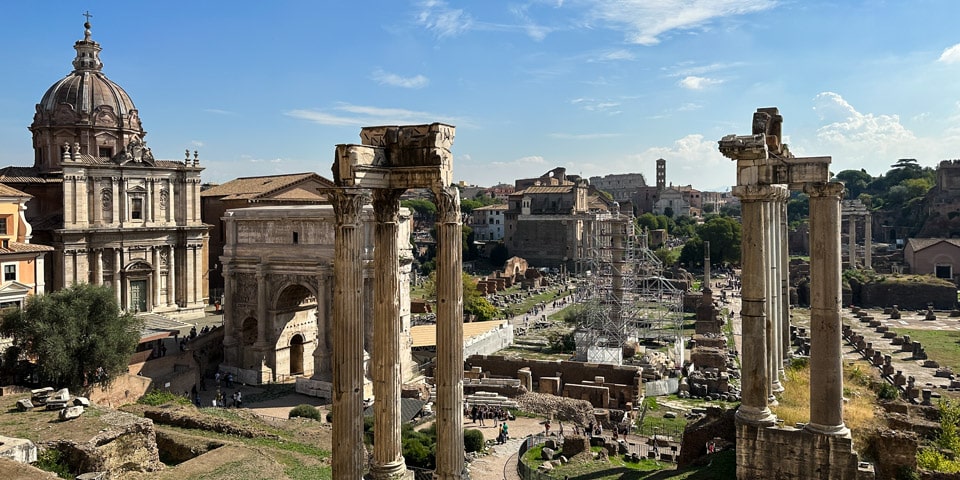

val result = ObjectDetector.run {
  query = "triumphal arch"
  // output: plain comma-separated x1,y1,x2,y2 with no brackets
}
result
720,108,873,479
329,123,464,479
218,205,415,387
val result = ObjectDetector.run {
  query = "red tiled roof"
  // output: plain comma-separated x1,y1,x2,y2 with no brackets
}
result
0,241,54,254
200,173,333,201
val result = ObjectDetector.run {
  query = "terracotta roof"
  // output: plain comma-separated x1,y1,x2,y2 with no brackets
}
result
409,319,508,348
0,183,31,198
200,173,333,201
0,167,61,184
906,238,960,252
0,241,54,254
515,185,575,195
472,204,508,211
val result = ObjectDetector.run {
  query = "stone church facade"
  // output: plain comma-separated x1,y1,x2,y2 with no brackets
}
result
0,20,207,318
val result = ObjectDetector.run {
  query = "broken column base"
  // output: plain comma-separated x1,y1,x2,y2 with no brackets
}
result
736,422,874,480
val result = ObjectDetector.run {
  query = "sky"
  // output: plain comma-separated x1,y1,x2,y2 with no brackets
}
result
4,1,960,192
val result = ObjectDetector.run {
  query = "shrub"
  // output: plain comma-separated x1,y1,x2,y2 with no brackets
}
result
35,448,71,477
289,404,322,421
872,382,900,401
464,428,485,453
138,389,191,406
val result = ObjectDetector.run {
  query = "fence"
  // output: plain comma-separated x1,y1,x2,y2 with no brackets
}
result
516,434,555,480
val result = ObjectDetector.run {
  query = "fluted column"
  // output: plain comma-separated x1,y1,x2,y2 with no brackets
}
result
780,195,791,364
370,189,407,479
804,182,850,436
94,249,103,286
111,178,120,226
732,185,776,426
329,190,366,480
848,215,857,269
769,193,783,395
865,213,872,270
153,247,162,310
113,248,122,306
432,185,465,479
167,246,176,307
222,264,238,365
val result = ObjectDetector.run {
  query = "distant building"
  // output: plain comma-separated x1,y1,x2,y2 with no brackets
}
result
589,173,647,203
0,19,207,318
505,167,615,269
903,238,960,281
200,173,333,297
470,204,507,241
0,184,53,310
653,187,691,217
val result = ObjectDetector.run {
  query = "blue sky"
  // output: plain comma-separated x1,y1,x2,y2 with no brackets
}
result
4,1,960,192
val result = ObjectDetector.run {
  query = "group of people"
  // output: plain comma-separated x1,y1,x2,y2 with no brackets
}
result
467,403,513,426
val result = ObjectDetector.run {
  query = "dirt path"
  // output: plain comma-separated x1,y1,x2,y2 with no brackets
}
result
466,416,548,480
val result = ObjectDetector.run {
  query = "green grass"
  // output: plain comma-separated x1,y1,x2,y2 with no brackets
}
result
520,444,737,479
891,328,960,371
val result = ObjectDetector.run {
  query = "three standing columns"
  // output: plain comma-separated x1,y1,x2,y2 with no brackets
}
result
329,190,367,480
804,182,850,437
732,184,778,427
432,185,465,480
370,189,408,480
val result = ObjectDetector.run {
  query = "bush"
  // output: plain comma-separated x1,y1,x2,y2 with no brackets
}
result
35,448,71,477
464,428,485,453
138,390,191,406
289,404,322,421
873,382,900,400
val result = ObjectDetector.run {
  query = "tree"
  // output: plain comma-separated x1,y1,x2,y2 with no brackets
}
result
462,273,496,321
489,242,509,267
696,216,741,266
1,283,143,391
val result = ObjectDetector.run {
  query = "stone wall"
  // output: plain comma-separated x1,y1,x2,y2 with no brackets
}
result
466,355,641,409
856,281,957,310
736,423,873,480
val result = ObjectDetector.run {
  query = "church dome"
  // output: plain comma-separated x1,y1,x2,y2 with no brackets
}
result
32,19,142,132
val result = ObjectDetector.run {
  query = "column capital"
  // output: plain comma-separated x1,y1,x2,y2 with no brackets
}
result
371,189,404,224
327,188,368,226
803,181,845,199
431,185,461,223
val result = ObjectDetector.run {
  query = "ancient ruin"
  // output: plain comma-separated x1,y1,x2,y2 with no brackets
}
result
719,108,874,479
328,123,463,479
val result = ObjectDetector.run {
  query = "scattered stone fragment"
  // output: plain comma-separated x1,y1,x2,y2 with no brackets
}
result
59,405,84,421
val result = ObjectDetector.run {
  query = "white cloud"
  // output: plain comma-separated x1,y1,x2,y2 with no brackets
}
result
416,0,473,37
492,155,547,168
813,92,916,153
240,154,283,164
679,76,722,90
589,0,776,46
203,108,235,115
190,140,204,148
286,103,458,126
939,43,960,63
372,69,429,89
589,49,636,62
677,102,702,111
570,97,621,113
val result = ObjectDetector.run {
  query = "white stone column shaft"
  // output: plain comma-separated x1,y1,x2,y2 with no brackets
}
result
35,255,45,295
848,215,857,269
114,248,122,307
432,185,465,479
329,190,366,480
167,246,176,307
732,185,776,426
222,264,238,365
804,182,850,437
95,249,103,286
370,189,407,479
780,196,791,363
865,213,872,270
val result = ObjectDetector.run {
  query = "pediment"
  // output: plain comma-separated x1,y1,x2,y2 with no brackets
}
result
0,281,33,295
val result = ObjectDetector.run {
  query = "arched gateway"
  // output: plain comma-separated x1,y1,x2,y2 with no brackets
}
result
217,205,415,388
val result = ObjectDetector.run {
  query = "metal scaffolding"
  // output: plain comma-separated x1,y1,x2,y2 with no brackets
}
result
575,208,684,365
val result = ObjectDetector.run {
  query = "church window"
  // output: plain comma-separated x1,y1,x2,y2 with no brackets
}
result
131,198,143,220
293,232,299,244
3,264,15,281
98,146,112,157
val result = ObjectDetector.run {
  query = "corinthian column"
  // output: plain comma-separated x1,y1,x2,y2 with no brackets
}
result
370,189,407,479
432,185,465,480
779,193,791,367
804,182,850,437
732,185,777,427
329,190,367,480
848,215,857,269
865,213,873,270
